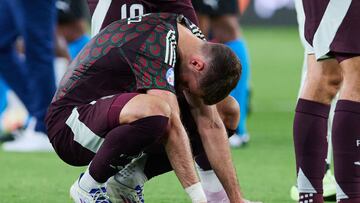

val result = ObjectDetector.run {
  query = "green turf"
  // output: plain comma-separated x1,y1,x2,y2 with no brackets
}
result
0,27,308,203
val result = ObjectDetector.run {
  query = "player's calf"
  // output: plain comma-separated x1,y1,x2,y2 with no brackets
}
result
332,56,360,202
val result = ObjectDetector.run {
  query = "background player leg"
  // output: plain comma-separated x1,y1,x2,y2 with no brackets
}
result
210,15,251,147
294,55,342,203
1,0,57,152
290,53,337,201
332,56,360,203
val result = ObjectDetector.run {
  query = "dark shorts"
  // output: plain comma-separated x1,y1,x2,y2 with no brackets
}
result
301,0,360,61
46,93,139,166
192,0,239,17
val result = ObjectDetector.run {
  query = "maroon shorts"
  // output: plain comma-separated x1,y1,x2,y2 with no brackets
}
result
88,0,198,35
46,93,139,166
301,0,360,62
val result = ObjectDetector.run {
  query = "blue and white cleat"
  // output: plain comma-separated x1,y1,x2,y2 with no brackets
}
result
107,154,148,203
70,174,112,203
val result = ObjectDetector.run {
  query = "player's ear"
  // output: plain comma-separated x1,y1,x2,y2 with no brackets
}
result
190,57,205,72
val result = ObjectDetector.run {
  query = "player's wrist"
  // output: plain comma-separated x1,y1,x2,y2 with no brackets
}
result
185,182,207,203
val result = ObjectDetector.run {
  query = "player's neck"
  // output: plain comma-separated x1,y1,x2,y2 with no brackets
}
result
177,23,203,59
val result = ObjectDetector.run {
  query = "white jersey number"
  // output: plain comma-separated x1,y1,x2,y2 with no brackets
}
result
121,4,144,19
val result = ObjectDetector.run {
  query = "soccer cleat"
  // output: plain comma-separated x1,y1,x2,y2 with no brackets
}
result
2,130,53,152
70,174,111,203
229,133,250,148
290,169,336,201
107,154,148,203
2,118,53,152
229,134,242,148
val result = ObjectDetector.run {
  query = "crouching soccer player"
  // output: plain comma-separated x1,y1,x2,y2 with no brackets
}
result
87,1,259,202
46,13,245,203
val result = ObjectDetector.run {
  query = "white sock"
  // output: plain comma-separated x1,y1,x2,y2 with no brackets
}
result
79,168,103,192
196,165,224,193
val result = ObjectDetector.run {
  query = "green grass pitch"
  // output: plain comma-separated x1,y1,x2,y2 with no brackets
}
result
0,27,308,203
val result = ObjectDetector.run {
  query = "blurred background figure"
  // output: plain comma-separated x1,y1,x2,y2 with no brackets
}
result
192,0,252,147
56,0,90,61
0,0,57,152
54,0,91,84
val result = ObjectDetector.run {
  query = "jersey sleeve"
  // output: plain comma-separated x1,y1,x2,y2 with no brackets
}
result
130,18,178,93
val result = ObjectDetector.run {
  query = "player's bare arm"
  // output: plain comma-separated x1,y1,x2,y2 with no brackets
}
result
147,89,207,203
184,91,243,203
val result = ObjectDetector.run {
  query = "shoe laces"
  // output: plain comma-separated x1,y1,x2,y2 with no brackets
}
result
134,185,144,203
89,187,111,203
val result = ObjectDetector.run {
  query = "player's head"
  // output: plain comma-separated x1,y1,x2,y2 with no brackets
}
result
180,42,242,105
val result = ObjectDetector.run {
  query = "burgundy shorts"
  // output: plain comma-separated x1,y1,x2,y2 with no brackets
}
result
300,0,360,62
46,93,139,166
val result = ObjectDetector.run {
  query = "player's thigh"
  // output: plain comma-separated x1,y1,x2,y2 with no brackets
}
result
300,54,342,104
119,93,171,125
50,93,141,165
338,56,360,101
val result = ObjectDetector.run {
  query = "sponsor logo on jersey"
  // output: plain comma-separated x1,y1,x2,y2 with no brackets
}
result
357,139,360,147
166,68,175,86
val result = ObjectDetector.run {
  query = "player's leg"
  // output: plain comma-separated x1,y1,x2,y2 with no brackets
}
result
86,94,171,184
209,0,251,146
291,0,337,200
2,0,57,152
332,55,360,203
0,0,31,111
294,55,342,203
291,54,337,201
21,0,57,133
48,93,171,202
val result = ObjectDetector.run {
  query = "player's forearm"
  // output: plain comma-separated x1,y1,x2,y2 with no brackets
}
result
164,114,207,203
200,126,243,203
165,115,198,187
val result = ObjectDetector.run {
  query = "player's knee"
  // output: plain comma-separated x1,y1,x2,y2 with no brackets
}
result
304,58,342,103
141,96,171,118
120,94,171,124
216,96,240,130
317,69,342,99
125,95,171,141
325,73,342,97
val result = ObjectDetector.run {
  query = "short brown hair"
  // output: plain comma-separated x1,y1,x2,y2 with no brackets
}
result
200,43,242,105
